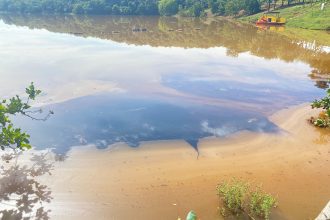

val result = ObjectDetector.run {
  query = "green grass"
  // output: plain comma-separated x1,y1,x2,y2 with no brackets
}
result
239,2,330,30
279,27,330,46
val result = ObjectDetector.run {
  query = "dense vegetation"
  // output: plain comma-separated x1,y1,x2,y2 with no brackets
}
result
0,0,261,16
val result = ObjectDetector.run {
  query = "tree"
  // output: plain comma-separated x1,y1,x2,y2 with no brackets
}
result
158,0,179,15
210,0,226,15
191,1,204,16
0,0,261,16
224,0,241,15
244,0,260,14
0,83,53,152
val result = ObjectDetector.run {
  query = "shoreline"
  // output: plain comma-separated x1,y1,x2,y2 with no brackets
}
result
48,103,330,219
3,103,330,219
238,3,330,31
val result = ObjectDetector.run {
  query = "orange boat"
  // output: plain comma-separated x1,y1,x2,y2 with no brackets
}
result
256,11,286,25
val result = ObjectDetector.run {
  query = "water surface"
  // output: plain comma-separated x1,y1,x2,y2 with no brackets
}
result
0,15,329,153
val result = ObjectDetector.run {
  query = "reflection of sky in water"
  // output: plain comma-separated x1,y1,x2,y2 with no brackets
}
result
162,69,319,107
15,94,278,154
0,21,324,153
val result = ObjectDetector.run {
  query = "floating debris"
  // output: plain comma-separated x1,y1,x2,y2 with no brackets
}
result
72,32,83,36
132,27,147,32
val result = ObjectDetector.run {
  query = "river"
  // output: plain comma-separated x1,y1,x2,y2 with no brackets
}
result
0,14,329,220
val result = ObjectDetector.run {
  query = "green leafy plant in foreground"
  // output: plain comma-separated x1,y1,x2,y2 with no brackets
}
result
311,88,330,128
250,187,277,220
217,179,277,219
0,83,53,151
217,178,249,214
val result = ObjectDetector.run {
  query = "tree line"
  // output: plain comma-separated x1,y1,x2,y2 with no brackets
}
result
0,0,261,16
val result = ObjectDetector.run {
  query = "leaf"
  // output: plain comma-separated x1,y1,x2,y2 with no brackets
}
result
0,83,49,151
26,82,42,100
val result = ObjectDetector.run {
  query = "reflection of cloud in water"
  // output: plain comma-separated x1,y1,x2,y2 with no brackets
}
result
125,107,146,112
162,73,322,111
201,121,235,137
143,123,155,131
0,16,327,156
14,94,278,154
0,19,323,102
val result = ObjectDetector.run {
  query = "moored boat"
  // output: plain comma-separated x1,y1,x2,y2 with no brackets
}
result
256,11,286,25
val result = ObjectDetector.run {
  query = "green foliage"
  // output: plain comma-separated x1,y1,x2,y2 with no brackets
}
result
311,89,330,127
312,89,330,110
244,0,260,15
222,0,260,16
217,179,278,219
0,0,159,15
0,83,52,151
176,0,207,17
0,0,260,16
26,82,42,100
217,178,249,214
210,0,226,15
250,187,277,220
158,0,178,16
224,0,241,15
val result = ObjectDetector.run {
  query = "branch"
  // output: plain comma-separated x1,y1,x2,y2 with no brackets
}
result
21,111,53,122
24,109,42,114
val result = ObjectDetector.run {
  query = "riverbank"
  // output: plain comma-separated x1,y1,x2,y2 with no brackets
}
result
239,2,330,30
25,103,329,219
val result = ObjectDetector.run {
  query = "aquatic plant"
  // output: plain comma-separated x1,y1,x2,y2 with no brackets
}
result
217,178,249,214
249,187,277,220
0,83,53,151
217,179,278,219
311,88,330,128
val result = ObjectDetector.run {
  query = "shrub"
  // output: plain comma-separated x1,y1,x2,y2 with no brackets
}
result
310,88,330,127
216,178,249,214
217,179,278,219
250,187,277,220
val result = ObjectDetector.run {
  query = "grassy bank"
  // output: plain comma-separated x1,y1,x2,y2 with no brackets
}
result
239,2,330,30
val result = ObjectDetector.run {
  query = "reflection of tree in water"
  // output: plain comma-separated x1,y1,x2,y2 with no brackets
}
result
0,14,329,87
226,48,239,57
313,128,330,145
0,14,328,73
309,69,330,89
0,152,53,220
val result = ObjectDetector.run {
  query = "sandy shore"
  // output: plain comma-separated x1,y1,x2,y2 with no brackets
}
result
5,104,330,219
